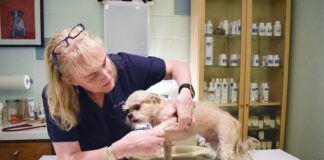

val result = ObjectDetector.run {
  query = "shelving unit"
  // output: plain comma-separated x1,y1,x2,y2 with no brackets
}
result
190,0,291,149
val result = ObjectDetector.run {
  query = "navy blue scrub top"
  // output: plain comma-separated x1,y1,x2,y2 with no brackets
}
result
42,52,166,151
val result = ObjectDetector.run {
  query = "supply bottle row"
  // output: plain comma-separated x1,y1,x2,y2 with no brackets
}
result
250,82,270,103
203,78,238,104
206,19,241,35
252,21,282,37
205,19,282,37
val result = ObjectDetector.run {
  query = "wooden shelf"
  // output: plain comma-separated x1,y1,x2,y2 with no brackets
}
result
249,102,281,107
248,126,280,131
203,102,238,107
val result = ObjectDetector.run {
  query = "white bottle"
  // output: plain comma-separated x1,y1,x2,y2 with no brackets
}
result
203,81,208,101
207,81,215,102
260,83,269,103
229,79,238,103
218,21,223,29
267,55,274,67
205,37,214,66
273,55,280,67
231,21,237,35
229,54,239,66
261,55,267,67
206,20,213,34
213,78,222,104
265,22,273,36
223,20,230,35
250,83,259,103
221,78,229,104
236,20,241,35
259,22,266,36
273,21,282,36
218,54,228,66
252,54,260,67
252,23,258,36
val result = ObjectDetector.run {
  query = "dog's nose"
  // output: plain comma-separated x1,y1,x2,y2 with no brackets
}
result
128,113,133,119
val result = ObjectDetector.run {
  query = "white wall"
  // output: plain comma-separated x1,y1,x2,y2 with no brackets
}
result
0,0,190,110
285,0,324,159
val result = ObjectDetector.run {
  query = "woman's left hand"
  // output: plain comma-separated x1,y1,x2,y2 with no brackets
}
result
163,88,195,130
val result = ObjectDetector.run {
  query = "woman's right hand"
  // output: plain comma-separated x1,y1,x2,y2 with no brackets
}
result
111,127,165,159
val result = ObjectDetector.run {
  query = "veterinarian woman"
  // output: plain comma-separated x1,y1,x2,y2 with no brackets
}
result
42,23,195,160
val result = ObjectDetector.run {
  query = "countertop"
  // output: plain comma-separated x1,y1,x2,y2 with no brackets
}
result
0,123,49,141
40,149,300,160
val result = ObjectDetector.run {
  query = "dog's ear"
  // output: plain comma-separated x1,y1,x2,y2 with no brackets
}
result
17,10,23,17
148,93,161,104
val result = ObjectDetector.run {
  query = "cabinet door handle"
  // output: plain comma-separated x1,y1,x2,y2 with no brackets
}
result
13,150,19,160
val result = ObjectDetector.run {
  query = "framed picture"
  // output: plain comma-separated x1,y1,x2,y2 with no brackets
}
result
0,0,43,47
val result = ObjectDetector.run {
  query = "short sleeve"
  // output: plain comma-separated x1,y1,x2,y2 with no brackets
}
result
110,53,166,90
42,86,78,142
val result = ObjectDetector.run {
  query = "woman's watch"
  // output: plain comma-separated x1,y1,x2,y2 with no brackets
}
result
178,83,195,98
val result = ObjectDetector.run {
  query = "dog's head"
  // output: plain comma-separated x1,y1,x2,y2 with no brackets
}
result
11,10,23,19
123,90,162,127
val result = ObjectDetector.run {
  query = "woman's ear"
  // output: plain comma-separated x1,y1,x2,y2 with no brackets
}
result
64,77,78,86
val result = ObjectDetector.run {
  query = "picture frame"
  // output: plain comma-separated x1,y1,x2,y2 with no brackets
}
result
0,0,44,47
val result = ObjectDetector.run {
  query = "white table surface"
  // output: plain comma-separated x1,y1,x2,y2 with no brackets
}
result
0,124,49,141
40,149,300,160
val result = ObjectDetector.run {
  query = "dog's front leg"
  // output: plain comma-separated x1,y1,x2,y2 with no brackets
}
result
163,139,172,160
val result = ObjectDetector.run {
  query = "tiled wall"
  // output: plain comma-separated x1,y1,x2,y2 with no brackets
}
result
0,0,190,108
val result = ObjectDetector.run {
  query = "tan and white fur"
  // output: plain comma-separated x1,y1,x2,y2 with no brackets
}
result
124,90,253,160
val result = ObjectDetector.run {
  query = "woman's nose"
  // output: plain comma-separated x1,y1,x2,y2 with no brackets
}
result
100,69,111,82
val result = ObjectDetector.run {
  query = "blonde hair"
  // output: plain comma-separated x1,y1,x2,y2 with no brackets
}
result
44,27,115,131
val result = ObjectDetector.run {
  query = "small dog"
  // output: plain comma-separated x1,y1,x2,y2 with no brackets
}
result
11,10,26,38
124,90,253,160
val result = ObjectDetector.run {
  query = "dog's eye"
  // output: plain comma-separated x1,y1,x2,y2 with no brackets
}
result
125,109,129,113
133,104,141,110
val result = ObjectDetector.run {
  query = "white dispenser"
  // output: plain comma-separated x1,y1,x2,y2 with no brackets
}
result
231,21,237,35
252,23,258,36
273,55,280,67
267,55,274,67
206,20,213,34
250,83,259,103
203,81,208,101
260,83,269,103
252,54,260,67
259,22,266,36
223,20,230,35
218,54,228,66
205,37,214,66
221,78,229,103
229,54,239,66
229,79,238,103
273,21,282,36
207,81,215,102
214,78,222,104
265,22,273,36
236,20,241,35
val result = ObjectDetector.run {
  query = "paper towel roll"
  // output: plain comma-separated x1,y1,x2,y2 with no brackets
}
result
0,75,32,90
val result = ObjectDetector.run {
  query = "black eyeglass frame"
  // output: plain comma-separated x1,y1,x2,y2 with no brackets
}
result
51,23,85,67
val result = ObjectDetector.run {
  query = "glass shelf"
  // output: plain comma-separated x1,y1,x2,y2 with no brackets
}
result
205,65,240,68
205,33,241,39
203,102,238,107
249,102,281,107
252,35,284,40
